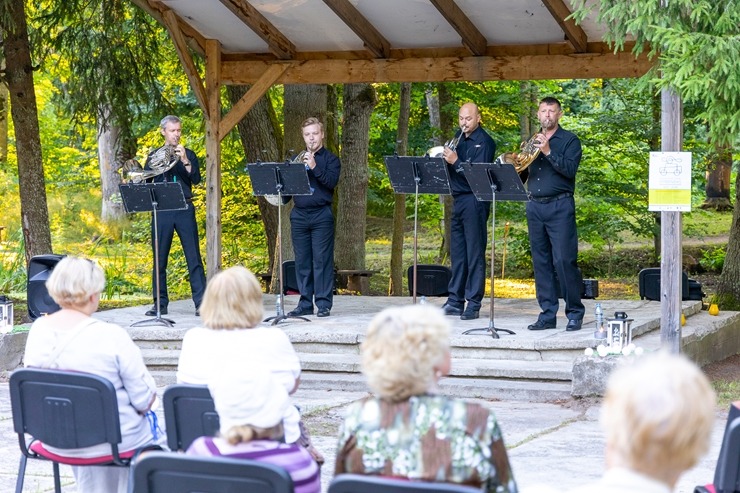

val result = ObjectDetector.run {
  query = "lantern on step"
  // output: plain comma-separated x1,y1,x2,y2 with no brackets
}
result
606,311,633,351
0,295,13,334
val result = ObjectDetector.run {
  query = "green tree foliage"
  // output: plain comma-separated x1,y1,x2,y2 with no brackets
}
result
571,0,740,147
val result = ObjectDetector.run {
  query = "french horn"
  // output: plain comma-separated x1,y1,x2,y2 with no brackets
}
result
121,145,179,183
264,149,312,206
497,130,542,174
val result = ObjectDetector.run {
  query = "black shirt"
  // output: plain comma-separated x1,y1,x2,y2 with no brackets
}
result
526,126,582,198
291,147,341,209
448,126,496,196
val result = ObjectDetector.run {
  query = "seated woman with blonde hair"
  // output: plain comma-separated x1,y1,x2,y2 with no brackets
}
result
177,265,323,463
23,256,159,493
186,369,320,493
334,304,518,492
569,351,716,493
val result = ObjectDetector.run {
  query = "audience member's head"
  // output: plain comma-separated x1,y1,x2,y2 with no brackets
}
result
602,351,716,488
199,266,263,329
208,368,289,444
46,256,105,310
361,304,451,402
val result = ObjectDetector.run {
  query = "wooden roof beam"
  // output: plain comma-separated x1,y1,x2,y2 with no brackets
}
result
162,9,209,118
430,0,487,56
219,0,296,60
222,51,654,85
322,0,391,58
541,0,588,53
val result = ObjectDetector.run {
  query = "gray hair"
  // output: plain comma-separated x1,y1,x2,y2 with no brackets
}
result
159,115,181,130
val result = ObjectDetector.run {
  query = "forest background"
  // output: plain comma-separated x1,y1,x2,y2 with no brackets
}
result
0,0,738,324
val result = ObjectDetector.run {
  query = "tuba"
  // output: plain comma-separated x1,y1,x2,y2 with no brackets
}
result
427,128,463,158
122,145,179,183
497,130,542,174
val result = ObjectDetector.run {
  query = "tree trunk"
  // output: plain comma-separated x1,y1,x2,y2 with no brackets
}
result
335,83,376,278
2,0,53,264
97,108,127,223
227,85,282,279
701,142,733,211
438,83,454,261
389,82,411,296
0,82,8,162
716,169,740,310
279,85,328,291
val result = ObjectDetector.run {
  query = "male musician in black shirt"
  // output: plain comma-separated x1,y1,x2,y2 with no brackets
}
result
145,115,207,317
286,117,341,318
525,97,585,331
441,102,496,320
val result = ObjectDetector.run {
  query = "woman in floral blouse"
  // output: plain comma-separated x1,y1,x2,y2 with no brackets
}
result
334,304,518,493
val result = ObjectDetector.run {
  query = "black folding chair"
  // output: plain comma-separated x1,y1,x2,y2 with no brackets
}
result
329,474,483,493
695,401,740,493
129,451,294,493
9,367,141,493
162,383,220,452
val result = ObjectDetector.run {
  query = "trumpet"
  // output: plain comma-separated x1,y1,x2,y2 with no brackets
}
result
427,128,463,158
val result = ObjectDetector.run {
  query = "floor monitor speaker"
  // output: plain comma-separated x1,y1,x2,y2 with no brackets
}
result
27,254,65,320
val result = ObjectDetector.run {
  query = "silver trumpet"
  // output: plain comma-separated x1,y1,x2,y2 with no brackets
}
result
427,128,463,158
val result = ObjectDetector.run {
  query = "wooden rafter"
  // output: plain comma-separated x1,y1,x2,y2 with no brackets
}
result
218,0,296,60
541,0,588,53
219,63,291,140
222,51,653,85
430,0,487,56
322,0,391,58
162,9,209,118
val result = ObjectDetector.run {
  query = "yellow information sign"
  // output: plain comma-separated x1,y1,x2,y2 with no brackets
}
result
648,152,692,212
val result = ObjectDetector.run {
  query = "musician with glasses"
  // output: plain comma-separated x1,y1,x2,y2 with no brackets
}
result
524,97,585,332
145,115,206,317
441,102,496,321
285,117,341,318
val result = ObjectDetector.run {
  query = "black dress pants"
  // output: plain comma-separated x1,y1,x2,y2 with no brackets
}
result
526,195,584,322
151,203,206,309
290,205,335,311
446,193,491,311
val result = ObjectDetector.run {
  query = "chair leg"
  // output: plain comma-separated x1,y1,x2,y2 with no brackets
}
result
15,455,26,493
53,462,61,493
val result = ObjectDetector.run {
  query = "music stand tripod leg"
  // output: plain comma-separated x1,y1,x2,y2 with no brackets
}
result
131,194,175,328
462,187,515,338
262,189,310,325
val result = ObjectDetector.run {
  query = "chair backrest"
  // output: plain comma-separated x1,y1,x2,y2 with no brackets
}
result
637,268,690,301
9,367,124,458
407,264,452,297
714,402,740,493
130,451,294,493
163,384,220,452
328,474,483,493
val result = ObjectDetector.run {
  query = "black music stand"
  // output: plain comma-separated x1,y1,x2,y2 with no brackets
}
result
119,182,187,328
460,160,528,338
384,155,451,304
247,161,312,325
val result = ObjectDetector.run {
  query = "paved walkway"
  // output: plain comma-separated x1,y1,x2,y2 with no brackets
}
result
0,380,729,493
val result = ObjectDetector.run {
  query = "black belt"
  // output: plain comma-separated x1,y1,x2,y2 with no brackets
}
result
529,192,573,204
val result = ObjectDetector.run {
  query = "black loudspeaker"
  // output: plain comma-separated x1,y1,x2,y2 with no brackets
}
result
281,260,300,295
407,264,452,297
638,268,692,301
27,254,65,320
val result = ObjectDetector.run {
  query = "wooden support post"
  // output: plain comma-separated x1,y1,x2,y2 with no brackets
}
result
660,87,683,353
205,39,222,280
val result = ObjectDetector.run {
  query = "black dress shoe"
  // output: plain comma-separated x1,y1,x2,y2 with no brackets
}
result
317,308,331,318
527,319,556,330
287,307,313,317
195,308,200,316
442,303,463,316
461,308,479,320
145,306,167,316
566,318,583,331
